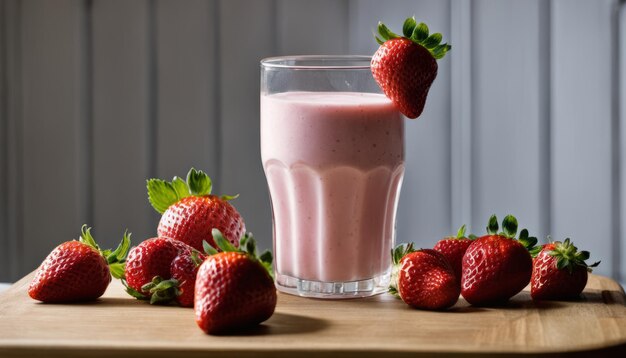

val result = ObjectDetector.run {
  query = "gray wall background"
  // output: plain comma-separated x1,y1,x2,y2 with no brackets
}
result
1,0,625,283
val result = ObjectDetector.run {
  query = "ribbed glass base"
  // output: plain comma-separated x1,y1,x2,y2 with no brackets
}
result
275,270,390,299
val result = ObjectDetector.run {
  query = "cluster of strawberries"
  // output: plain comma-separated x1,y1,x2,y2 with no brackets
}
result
391,215,600,310
28,168,276,334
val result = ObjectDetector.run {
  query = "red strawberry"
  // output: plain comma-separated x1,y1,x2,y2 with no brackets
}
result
389,244,459,310
169,251,205,307
531,239,600,300
123,237,204,306
433,224,475,281
147,168,245,251
124,237,188,295
195,229,276,334
461,215,536,305
28,225,130,303
371,17,451,119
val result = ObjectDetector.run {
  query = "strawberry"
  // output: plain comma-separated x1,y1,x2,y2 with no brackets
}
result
461,215,536,305
28,225,130,303
389,243,459,310
168,251,205,307
371,17,451,119
195,229,276,334
531,238,600,300
147,168,245,251
123,236,205,306
433,224,475,281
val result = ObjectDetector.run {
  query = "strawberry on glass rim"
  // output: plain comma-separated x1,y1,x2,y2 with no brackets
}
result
147,168,246,251
371,16,451,119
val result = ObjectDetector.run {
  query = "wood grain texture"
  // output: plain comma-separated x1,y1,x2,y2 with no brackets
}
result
0,273,625,357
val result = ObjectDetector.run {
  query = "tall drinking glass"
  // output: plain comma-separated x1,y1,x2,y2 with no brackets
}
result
260,56,405,298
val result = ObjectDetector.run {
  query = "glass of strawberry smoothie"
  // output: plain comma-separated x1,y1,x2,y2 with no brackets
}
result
260,56,405,298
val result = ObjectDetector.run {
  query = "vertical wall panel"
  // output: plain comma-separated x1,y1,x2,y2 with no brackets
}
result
450,0,473,233
92,0,155,247
3,0,20,281
0,0,8,281
219,0,276,252
276,0,349,55
20,0,85,273
350,0,453,245
551,0,616,276
617,1,626,285
471,0,548,239
155,0,218,182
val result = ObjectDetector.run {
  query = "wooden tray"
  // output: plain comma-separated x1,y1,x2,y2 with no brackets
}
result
1,273,625,357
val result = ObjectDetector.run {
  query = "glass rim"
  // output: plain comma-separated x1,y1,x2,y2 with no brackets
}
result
260,55,372,70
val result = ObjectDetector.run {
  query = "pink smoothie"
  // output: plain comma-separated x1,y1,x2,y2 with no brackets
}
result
261,91,405,283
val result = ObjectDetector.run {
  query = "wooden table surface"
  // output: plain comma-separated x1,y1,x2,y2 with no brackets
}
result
1,273,625,357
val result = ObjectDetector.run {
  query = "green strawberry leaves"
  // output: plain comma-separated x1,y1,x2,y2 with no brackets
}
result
203,229,275,280
375,16,451,60
79,225,131,280
413,22,429,42
402,16,417,38
502,215,518,238
484,215,538,252
171,176,190,198
548,238,600,274
147,168,215,214
456,224,467,239
487,215,499,235
518,229,538,252
141,276,182,305
376,22,399,45
389,242,418,297
147,180,181,214
391,242,417,265
79,225,101,251
187,168,212,196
